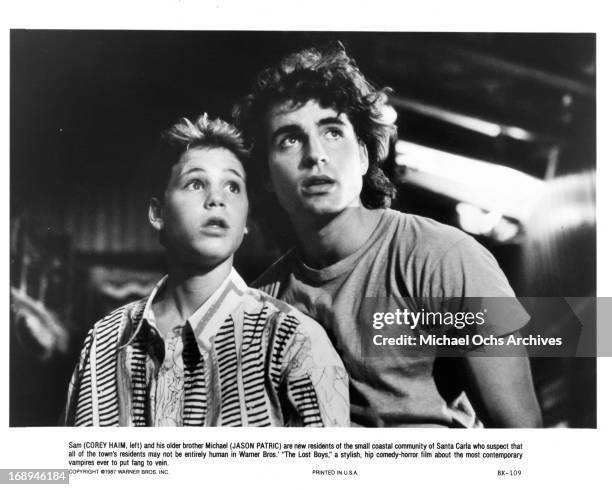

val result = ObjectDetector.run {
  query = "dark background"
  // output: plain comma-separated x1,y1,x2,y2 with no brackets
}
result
10,31,596,427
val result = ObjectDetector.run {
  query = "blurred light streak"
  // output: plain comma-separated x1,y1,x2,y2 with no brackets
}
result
395,140,545,223
456,203,521,242
390,96,536,142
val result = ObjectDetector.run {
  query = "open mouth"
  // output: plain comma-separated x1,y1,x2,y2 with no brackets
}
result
202,217,229,231
302,175,336,194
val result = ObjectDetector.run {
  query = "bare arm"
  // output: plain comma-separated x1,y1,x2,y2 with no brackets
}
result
464,335,542,428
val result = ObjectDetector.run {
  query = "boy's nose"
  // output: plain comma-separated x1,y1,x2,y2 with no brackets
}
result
204,190,225,209
303,137,329,168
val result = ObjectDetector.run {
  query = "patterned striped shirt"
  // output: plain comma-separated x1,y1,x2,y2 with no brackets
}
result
63,269,349,426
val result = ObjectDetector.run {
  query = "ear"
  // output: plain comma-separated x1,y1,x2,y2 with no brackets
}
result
358,141,369,176
148,197,164,232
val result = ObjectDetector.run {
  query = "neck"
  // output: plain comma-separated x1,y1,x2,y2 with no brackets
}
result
154,256,233,331
293,206,383,268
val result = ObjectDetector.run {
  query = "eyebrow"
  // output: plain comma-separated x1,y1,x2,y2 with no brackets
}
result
318,116,346,127
179,167,246,181
226,168,246,180
269,116,347,142
269,123,302,143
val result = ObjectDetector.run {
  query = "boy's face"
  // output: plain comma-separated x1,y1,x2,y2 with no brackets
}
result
264,99,368,224
150,146,248,269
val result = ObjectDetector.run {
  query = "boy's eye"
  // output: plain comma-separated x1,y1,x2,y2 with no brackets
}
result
186,180,204,190
325,128,343,139
227,181,242,194
279,135,300,149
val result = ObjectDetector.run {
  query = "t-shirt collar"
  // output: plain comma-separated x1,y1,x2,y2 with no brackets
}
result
296,209,391,282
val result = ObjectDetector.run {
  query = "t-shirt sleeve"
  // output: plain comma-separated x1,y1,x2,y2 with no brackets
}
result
427,236,530,337
281,313,350,427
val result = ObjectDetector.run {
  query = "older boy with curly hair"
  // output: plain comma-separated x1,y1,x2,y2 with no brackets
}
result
235,46,541,428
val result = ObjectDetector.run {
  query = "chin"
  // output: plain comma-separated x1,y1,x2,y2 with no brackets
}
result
304,201,349,218
299,195,339,212
198,245,235,263
178,243,236,270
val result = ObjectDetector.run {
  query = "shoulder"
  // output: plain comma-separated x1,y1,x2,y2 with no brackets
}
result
381,210,513,294
243,287,339,359
242,286,309,324
387,209,469,253
381,209,484,270
250,248,298,296
396,211,498,274
91,297,146,337
398,217,517,298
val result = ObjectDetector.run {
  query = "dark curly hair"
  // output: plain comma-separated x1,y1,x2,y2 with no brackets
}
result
233,45,397,213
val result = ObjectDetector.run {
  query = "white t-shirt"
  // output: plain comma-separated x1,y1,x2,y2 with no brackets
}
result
254,209,529,427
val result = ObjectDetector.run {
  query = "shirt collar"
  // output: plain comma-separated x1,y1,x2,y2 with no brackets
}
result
122,267,249,355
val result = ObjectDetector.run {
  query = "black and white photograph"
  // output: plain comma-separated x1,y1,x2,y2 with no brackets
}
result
9,30,596,428
2,1,610,487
